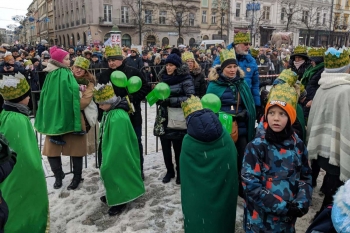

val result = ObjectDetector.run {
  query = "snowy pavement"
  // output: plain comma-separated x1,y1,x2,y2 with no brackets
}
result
39,103,324,233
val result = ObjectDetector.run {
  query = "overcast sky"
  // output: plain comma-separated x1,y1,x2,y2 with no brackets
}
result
0,0,33,30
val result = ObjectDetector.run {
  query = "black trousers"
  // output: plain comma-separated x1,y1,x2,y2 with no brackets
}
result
160,137,183,176
48,156,83,176
235,135,248,198
319,172,344,212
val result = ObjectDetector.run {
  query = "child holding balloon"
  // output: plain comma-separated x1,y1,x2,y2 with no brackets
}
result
94,82,145,216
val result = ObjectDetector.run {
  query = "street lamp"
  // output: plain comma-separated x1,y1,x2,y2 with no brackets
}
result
246,0,261,46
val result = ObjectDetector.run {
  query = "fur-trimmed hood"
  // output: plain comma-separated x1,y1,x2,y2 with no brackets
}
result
208,65,245,81
158,63,190,81
43,59,68,72
190,66,202,76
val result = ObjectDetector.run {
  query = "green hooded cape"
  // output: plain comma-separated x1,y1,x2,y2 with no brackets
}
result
99,109,145,206
180,130,238,233
0,110,49,232
34,67,81,135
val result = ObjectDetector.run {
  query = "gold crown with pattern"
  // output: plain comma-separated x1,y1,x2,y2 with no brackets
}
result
234,32,251,44
105,45,122,58
307,47,326,57
293,45,307,55
324,47,350,69
181,95,203,118
268,83,298,110
74,56,90,70
220,49,236,64
250,47,259,58
0,73,30,100
93,82,116,104
277,69,298,86
181,51,195,62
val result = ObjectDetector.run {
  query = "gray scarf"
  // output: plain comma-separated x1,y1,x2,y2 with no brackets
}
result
4,101,30,116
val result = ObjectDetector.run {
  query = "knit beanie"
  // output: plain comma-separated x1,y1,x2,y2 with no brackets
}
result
332,180,350,233
31,58,39,64
50,46,69,64
220,49,237,70
265,83,298,125
165,54,182,67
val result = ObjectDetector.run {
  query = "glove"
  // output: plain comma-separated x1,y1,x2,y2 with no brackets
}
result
235,109,248,122
286,202,305,218
115,97,130,112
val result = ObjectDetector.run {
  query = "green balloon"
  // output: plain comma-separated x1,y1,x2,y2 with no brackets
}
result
154,82,171,100
127,76,142,93
201,93,221,113
111,71,127,87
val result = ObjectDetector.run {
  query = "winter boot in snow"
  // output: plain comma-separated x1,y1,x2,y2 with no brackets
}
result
100,196,107,204
108,204,126,216
162,172,175,183
67,175,82,190
53,170,65,189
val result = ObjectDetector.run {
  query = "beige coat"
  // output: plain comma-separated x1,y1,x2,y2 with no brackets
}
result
42,81,95,157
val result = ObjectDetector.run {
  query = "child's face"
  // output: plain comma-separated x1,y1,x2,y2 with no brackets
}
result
18,96,30,106
62,54,70,67
99,103,111,111
267,106,289,132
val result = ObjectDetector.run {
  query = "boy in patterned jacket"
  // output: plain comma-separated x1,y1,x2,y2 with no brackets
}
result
241,83,312,233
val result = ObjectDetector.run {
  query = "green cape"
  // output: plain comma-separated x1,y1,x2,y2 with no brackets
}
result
301,62,324,86
180,131,239,233
207,78,256,141
99,109,145,206
0,110,49,232
34,67,81,135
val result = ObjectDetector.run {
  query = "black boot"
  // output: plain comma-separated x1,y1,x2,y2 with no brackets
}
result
54,170,65,189
162,172,175,183
67,175,82,190
100,195,107,204
108,204,126,216
176,174,181,185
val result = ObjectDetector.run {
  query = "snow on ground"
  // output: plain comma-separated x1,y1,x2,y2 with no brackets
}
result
38,102,325,233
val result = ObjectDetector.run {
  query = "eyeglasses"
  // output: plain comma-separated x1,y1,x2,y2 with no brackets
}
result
243,43,251,46
131,51,136,53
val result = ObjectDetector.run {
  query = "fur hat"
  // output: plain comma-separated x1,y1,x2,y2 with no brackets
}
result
49,46,69,64
165,54,182,67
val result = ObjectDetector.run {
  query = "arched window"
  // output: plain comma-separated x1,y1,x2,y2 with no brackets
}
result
203,35,209,40
83,32,87,46
189,38,195,47
122,34,131,47
63,36,66,47
67,34,70,47
77,33,81,45
146,35,156,46
59,35,62,46
71,33,75,46
177,37,184,46
162,37,169,46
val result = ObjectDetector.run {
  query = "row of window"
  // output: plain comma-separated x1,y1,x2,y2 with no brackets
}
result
55,6,86,29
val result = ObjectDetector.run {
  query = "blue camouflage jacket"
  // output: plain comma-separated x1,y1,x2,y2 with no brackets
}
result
213,43,260,106
241,121,312,233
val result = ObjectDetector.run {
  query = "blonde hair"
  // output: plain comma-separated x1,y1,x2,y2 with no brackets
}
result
154,55,161,65
186,58,201,71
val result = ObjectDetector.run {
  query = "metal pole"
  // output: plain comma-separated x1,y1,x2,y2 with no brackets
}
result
251,0,255,44
328,0,334,45
139,0,142,45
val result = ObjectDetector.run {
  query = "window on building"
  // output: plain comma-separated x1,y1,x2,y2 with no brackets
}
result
71,10,74,26
236,3,241,17
281,7,286,21
121,6,129,23
122,34,131,47
145,10,152,24
222,13,226,24
323,13,327,25
104,5,112,22
82,5,86,24
316,12,320,24
48,2,53,11
202,10,207,23
302,10,309,23
159,11,166,24
189,13,195,26
211,13,216,24
202,0,208,7
262,6,270,20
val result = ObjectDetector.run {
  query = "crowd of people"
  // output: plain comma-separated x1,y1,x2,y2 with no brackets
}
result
0,31,348,232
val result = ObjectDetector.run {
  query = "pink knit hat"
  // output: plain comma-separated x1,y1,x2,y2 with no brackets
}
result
50,46,69,64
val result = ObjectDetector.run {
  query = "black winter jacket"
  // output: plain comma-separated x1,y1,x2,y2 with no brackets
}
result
157,64,195,140
289,60,311,81
124,55,144,70
98,61,151,126
190,66,207,98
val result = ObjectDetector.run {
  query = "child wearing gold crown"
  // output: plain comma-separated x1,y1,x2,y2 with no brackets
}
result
94,82,145,216
241,83,312,232
34,46,84,146
0,73,49,232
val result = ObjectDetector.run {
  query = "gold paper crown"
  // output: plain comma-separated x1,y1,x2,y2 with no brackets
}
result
220,49,236,64
324,47,350,69
105,45,122,58
234,32,251,44
293,45,307,55
307,47,326,57
181,51,195,62
276,69,298,86
93,82,116,104
250,48,259,58
181,95,203,118
74,56,90,70
0,73,30,100
24,59,32,66
268,83,298,111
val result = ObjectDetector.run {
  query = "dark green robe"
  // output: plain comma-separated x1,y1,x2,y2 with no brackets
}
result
0,110,49,232
180,130,239,233
34,67,81,135
99,109,145,206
